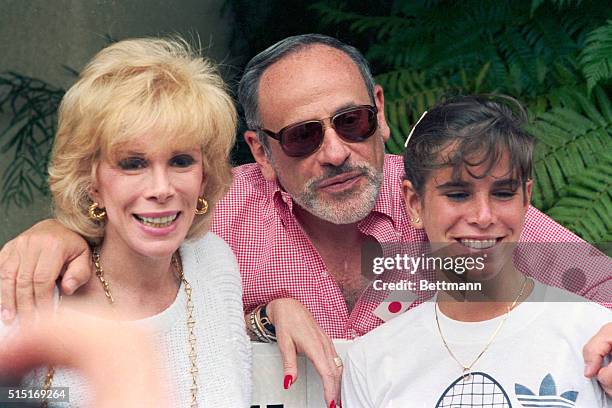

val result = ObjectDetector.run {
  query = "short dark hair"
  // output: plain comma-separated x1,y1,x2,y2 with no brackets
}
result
403,94,534,198
238,33,375,149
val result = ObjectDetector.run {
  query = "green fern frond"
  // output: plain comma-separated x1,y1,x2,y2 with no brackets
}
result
376,69,453,100
531,0,584,16
529,94,612,211
530,0,546,15
593,86,612,122
312,2,414,39
522,18,578,66
310,2,362,26
385,100,413,150
580,20,612,92
572,90,608,126
378,68,461,154
498,28,540,94
546,156,612,242
350,15,412,38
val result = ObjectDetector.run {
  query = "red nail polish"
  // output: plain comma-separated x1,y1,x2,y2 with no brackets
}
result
283,374,293,390
329,400,336,408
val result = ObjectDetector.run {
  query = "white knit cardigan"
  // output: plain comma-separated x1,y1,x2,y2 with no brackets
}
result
19,232,252,407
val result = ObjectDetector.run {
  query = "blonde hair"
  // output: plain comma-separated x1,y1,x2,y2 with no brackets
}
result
48,37,237,243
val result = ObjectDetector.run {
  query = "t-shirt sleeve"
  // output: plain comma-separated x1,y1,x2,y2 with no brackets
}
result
342,345,375,408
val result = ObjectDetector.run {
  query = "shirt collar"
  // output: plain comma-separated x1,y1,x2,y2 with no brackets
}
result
369,161,396,221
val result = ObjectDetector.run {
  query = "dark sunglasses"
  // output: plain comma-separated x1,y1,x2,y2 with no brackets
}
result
257,105,379,157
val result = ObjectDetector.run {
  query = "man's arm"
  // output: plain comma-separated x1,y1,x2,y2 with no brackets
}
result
584,322,612,396
246,298,343,408
0,219,91,323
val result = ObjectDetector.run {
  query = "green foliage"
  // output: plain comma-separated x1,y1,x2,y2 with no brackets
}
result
531,0,584,16
316,0,612,241
580,20,612,92
546,155,612,242
0,73,64,208
529,87,612,213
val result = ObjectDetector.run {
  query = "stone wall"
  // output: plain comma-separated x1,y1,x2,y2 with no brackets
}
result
0,0,234,245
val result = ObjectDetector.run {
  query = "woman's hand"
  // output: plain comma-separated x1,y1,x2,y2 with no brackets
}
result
266,298,343,408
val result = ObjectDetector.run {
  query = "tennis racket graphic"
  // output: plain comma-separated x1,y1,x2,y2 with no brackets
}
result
435,371,512,408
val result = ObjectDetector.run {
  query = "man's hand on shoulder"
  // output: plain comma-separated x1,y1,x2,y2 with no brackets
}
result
584,321,612,396
0,219,91,323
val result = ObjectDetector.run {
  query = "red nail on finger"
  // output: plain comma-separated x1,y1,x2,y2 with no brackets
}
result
283,374,293,390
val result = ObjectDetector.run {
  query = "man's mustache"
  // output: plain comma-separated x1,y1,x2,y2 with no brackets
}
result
316,163,370,183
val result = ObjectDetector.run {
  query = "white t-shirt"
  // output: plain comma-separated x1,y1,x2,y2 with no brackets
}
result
343,281,611,408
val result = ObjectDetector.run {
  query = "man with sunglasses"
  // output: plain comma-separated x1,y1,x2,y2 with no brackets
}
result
1,34,611,407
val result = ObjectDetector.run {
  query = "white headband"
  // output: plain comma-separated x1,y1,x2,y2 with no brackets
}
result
404,110,428,148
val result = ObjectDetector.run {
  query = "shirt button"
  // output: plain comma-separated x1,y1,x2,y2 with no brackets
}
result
322,271,328,277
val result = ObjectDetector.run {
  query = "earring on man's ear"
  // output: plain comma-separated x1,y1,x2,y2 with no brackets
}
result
195,197,208,215
411,217,421,225
88,202,106,221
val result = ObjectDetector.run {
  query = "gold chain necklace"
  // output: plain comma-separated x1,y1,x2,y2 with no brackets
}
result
42,248,199,408
434,276,530,382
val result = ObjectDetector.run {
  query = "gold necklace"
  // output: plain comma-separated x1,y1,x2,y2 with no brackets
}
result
434,276,530,382
42,248,199,408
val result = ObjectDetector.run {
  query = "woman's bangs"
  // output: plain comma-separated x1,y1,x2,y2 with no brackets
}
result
101,91,206,161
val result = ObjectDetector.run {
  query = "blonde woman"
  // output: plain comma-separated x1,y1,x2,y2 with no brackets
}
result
3,37,251,407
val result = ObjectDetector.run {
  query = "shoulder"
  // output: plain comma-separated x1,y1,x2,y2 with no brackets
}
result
383,154,404,181
180,232,240,284
538,283,611,320
366,301,430,341
349,301,431,360
530,282,611,343
221,163,273,203
211,163,277,237
380,154,405,196
180,232,247,345
183,232,235,260
185,231,235,254
522,206,582,242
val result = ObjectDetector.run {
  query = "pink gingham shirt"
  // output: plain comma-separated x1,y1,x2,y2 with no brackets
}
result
211,155,611,339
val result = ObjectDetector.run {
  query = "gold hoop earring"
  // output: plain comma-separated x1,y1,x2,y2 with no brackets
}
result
412,217,421,224
88,202,106,221
195,197,208,215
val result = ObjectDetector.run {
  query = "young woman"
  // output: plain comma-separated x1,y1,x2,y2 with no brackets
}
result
342,95,611,407
2,37,251,406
